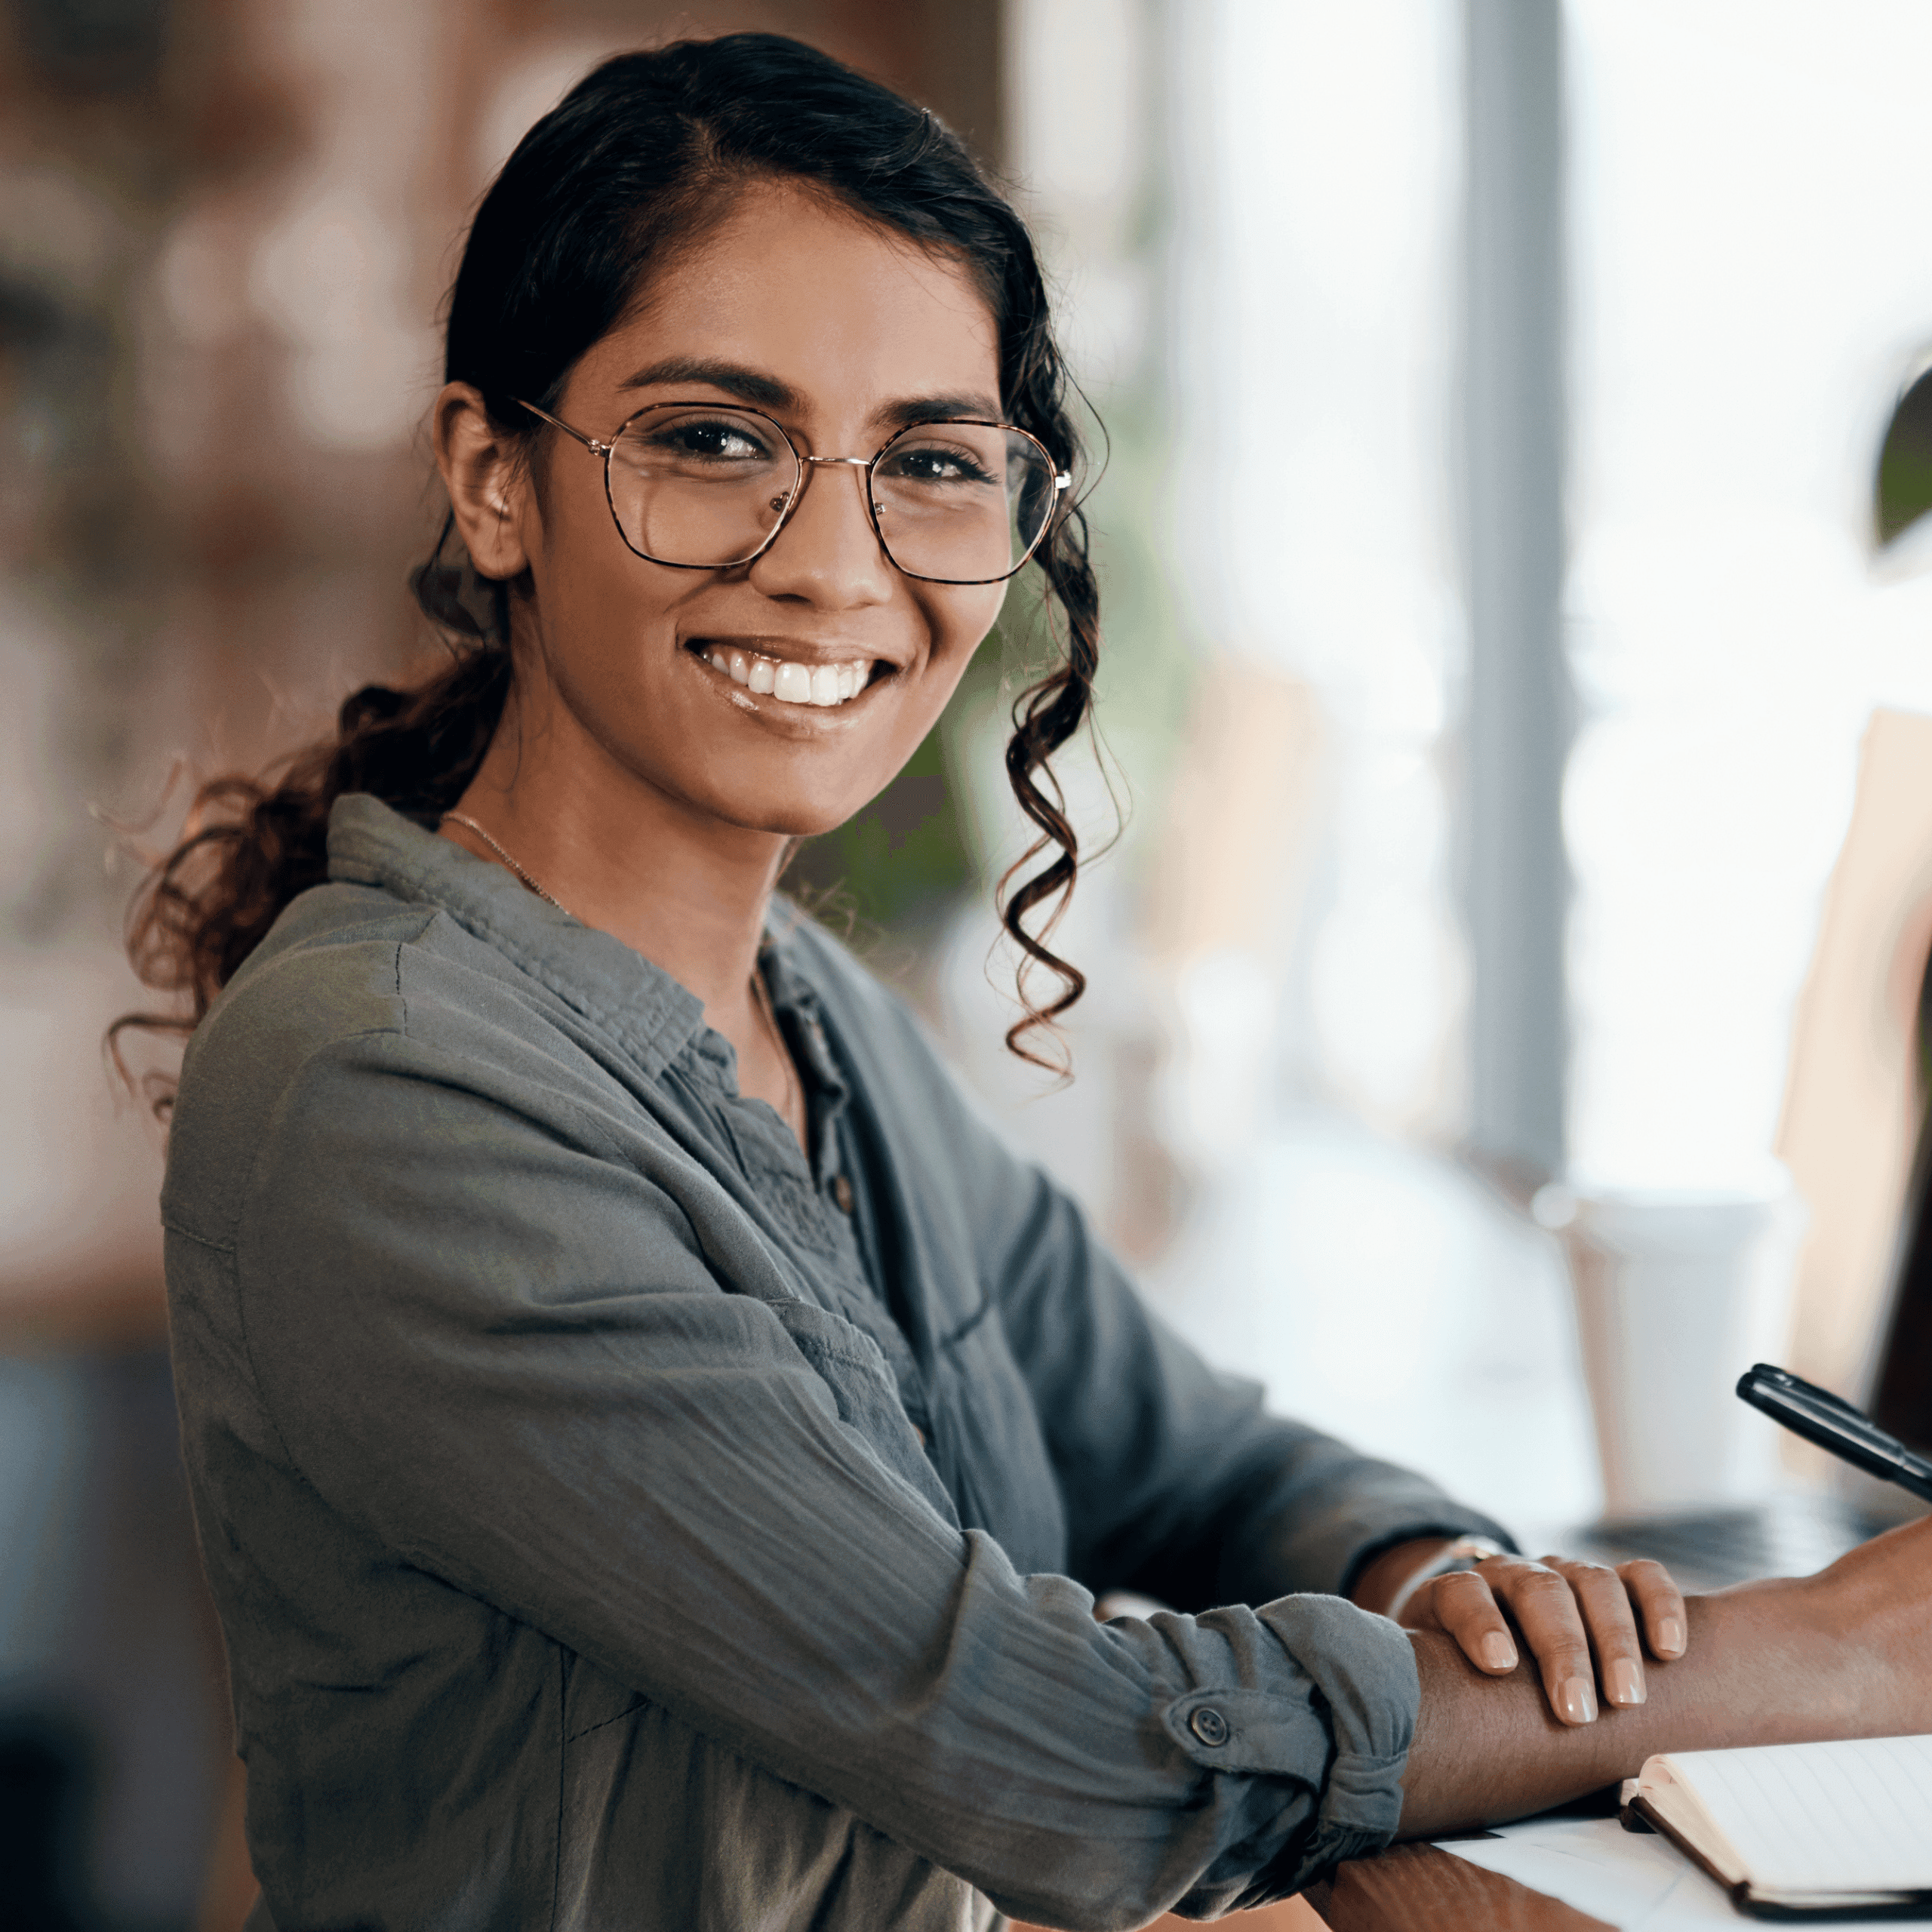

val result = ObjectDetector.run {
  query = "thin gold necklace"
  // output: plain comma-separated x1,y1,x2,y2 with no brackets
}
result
441,810,800,1137
441,813,577,920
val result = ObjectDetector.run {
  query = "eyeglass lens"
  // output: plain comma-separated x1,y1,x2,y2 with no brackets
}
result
605,405,1056,583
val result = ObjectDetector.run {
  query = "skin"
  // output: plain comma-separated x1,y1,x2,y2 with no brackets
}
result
432,179,1932,1827
1355,1538,1687,1723
1398,1512,1932,1834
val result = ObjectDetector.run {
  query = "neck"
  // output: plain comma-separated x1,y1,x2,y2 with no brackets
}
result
445,682,788,1017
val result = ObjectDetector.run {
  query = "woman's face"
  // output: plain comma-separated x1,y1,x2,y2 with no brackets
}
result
485,182,1011,839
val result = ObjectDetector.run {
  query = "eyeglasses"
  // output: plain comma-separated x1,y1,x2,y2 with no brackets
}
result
515,398,1069,586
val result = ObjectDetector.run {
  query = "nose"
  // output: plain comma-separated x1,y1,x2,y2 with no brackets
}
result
746,457,895,610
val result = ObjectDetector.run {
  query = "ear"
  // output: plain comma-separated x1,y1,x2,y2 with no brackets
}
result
434,383,534,581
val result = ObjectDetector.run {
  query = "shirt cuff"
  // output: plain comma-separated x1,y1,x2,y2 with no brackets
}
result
1263,1593,1420,1886
1155,1592,1422,1913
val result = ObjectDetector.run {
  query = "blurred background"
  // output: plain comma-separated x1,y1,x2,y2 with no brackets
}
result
5,0,1932,1924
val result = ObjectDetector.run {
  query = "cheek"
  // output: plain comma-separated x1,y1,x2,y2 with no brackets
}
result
536,522,685,673
924,581,1008,671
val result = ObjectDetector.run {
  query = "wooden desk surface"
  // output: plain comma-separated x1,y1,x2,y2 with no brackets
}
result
1306,1841,1614,1930
1012,1839,1612,1931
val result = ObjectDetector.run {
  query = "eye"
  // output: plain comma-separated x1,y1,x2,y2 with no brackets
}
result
878,437,1000,488
614,408,789,477
647,417,775,463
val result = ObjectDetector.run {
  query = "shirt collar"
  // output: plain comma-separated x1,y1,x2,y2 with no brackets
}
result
326,792,711,1080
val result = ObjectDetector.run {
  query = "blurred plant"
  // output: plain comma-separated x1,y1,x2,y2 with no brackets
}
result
1877,359,1932,549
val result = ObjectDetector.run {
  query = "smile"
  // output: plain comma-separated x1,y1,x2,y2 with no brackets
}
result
691,644,879,709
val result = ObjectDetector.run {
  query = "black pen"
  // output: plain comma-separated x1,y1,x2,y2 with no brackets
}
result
1736,1362,1932,1503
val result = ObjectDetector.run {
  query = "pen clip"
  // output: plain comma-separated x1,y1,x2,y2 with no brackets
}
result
1744,1363,1867,1423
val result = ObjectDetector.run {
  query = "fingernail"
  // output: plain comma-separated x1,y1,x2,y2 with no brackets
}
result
1607,1657,1646,1706
1480,1633,1517,1672
1558,1676,1598,1725
1657,1617,1686,1657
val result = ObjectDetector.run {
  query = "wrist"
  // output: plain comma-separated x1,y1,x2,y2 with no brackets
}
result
1352,1535,1507,1620
1349,1537,1451,1617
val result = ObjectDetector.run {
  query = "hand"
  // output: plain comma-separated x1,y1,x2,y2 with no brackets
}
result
1395,1547,1688,1726
1395,1512,1932,1837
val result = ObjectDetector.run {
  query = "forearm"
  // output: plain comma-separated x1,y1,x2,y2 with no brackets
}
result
1398,1577,1852,1835
1350,1536,1456,1616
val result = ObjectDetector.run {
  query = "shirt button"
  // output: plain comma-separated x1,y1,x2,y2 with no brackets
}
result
1189,1706,1230,1747
831,1174,854,1214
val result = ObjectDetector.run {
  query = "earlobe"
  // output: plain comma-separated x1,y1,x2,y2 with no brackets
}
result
434,381,532,583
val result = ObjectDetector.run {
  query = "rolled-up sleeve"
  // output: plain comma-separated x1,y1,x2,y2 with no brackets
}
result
204,1023,1426,1924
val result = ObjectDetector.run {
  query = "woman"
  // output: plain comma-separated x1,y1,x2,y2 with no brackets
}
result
133,35,1930,1932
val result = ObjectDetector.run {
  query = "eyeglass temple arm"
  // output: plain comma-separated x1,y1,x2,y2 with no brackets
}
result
513,398,610,456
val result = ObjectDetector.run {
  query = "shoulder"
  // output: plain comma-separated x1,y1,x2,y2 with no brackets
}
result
163,880,574,1244
176,876,538,1090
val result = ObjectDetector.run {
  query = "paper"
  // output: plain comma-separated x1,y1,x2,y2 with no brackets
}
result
1660,1734,1932,1895
1438,1817,1737,1929
1436,1816,1932,1930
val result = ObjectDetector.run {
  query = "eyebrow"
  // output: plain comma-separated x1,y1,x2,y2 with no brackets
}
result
878,390,1003,429
620,357,795,408
619,357,1002,429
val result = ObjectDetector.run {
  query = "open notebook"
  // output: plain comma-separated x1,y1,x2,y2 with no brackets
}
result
1628,1734,1932,1918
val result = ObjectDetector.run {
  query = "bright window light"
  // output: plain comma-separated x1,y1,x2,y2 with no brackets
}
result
1565,0,1932,1187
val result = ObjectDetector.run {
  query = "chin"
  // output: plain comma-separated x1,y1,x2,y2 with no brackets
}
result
700,777,884,843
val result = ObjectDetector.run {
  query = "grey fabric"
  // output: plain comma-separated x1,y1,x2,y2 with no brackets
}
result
162,793,1514,1932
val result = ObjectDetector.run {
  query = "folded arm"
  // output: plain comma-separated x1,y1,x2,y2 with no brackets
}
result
947,1075,1926,1788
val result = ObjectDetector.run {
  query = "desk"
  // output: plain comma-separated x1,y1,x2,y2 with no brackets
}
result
1307,1841,1609,1929
1011,1845,1592,1932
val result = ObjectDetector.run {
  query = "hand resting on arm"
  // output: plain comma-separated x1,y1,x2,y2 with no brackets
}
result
1355,1537,1687,1724
1395,1511,1932,1835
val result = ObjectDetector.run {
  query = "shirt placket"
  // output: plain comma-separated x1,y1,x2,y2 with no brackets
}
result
763,961,932,1433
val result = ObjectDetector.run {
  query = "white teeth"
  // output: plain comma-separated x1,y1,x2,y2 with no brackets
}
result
700,646,874,707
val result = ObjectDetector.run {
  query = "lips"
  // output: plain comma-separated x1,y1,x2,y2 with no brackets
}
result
691,642,880,709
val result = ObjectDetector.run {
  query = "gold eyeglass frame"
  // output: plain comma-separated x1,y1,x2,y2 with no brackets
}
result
515,398,1070,586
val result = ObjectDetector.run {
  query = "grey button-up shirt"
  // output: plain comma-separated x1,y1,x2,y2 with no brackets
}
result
162,795,1511,1931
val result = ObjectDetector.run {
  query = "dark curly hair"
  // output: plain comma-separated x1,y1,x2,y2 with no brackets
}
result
118,32,1099,1088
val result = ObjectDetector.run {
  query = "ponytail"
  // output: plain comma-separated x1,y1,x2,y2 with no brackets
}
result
115,635,508,1084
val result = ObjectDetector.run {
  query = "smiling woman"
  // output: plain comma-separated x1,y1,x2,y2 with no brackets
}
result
114,30,1932,1932
422,177,1042,1143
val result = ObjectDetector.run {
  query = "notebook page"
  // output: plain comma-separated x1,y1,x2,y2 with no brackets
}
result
1659,1735,1932,1895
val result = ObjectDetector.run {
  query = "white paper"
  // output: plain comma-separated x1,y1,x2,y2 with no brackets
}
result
1435,1816,1932,1931
1656,1734,1932,1895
